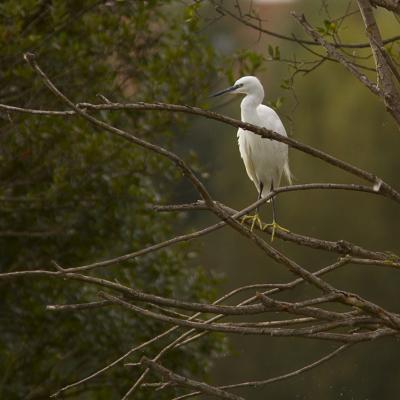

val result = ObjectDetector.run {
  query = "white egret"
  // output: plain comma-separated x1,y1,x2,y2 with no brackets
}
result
211,76,292,240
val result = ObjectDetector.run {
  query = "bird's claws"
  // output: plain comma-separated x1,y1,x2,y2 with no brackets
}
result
241,215,289,241
262,221,289,242
241,213,264,232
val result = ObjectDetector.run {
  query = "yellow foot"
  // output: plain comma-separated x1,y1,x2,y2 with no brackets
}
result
262,221,289,242
241,213,264,232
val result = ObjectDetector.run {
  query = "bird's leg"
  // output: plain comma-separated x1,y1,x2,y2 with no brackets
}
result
241,182,263,232
256,181,263,215
263,181,289,241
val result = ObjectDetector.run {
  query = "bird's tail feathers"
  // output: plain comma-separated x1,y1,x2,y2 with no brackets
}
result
283,161,293,185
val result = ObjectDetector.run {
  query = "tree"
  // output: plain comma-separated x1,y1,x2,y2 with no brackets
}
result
1,1,400,399
0,1,224,398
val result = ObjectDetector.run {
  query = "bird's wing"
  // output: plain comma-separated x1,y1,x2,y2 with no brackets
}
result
257,105,292,185
237,127,259,188
283,160,293,185
257,105,287,137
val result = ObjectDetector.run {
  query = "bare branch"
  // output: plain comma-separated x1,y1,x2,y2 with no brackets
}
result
141,356,246,400
0,103,75,116
256,292,346,321
371,0,400,14
357,0,400,125
221,345,350,389
47,300,112,312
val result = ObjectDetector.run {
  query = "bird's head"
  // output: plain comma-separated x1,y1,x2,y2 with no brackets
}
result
210,76,263,97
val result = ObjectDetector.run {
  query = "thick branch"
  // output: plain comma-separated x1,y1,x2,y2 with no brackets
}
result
371,0,400,13
357,0,400,125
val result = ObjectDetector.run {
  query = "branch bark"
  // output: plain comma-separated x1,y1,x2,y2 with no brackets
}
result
371,0,400,14
141,356,246,400
357,0,400,125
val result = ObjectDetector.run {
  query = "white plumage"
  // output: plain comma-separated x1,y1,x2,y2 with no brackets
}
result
213,75,291,199
211,76,291,237
237,80,291,197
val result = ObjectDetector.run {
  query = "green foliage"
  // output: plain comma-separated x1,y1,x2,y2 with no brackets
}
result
221,49,266,84
268,44,281,61
0,1,225,398
267,96,285,110
280,78,293,91
316,19,338,36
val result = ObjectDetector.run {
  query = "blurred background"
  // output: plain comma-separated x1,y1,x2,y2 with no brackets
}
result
182,1,400,399
1,0,400,399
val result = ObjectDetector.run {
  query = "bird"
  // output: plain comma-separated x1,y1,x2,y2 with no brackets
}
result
211,76,292,240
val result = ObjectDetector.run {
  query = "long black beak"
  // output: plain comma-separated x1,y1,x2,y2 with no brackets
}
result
210,84,241,98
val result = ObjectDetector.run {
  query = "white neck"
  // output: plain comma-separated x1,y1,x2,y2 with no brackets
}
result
240,88,264,121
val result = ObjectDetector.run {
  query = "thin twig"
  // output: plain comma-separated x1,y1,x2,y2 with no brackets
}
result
170,344,351,400
47,300,112,311
211,1,400,49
